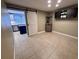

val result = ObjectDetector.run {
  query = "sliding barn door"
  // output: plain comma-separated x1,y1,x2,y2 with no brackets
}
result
27,11,38,35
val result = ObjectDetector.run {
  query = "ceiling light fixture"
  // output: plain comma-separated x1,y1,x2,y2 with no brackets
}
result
48,4,51,7
56,4,59,7
57,0,62,3
48,0,51,3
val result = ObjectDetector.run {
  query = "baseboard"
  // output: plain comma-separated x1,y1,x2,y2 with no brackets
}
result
52,31,78,39
29,33,37,36
29,31,45,36
37,31,45,34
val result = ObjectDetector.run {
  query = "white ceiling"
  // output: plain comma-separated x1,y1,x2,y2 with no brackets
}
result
5,0,78,11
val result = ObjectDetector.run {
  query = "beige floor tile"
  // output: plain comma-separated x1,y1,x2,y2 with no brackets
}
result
14,32,77,59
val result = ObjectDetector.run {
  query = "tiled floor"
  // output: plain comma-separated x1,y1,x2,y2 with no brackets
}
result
14,32,78,59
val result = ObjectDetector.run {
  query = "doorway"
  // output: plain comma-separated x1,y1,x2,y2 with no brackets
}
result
8,9,28,34
8,9,28,59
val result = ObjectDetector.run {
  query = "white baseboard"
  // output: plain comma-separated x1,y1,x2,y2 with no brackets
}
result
37,31,45,34
29,32,38,36
52,31,78,39
29,31,45,36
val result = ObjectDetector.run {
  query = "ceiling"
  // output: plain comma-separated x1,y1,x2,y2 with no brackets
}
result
5,0,78,12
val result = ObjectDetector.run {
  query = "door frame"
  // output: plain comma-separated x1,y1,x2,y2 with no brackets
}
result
7,8,29,35
6,3,37,36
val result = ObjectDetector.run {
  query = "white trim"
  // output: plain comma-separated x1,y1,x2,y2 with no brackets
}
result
29,31,45,36
29,33,37,36
37,31,45,34
14,42,15,59
52,31,78,39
